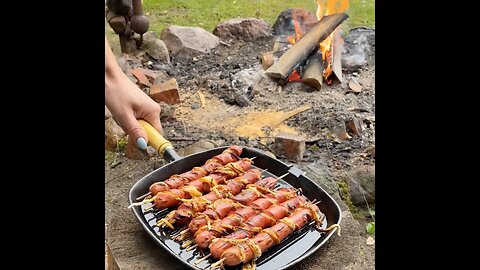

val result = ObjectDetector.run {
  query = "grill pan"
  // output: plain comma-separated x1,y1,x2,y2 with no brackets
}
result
128,121,342,269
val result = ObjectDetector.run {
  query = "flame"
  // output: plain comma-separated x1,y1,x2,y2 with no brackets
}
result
316,0,349,84
287,10,306,82
288,70,302,82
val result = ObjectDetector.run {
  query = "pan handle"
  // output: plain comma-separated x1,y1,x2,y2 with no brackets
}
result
138,120,182,162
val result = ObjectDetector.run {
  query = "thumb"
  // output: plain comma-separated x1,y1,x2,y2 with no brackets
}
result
122,116,148,150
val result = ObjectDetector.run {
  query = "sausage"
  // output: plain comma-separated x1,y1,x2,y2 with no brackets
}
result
209,195,304,259
151,158,254,210
220,203,321,267
187,183,289,235
194,189,298,249
194,207,257,249
148,146,243,195
157,162,259,228
153,167,259,209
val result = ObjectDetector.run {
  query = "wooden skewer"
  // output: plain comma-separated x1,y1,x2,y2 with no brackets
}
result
136,191,152,201
144,204,155,211
194,254,211,265
210,258,225,269
186,244,198,251
181,239,195,249
127,197,155,209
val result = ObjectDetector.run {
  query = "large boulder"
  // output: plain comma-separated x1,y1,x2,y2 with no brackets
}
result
161,26,220,59
213,18,271,41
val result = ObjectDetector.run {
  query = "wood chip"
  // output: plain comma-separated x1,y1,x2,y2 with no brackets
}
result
348,78,362,93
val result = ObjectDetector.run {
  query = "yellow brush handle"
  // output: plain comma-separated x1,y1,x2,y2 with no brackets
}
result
138,119,173,155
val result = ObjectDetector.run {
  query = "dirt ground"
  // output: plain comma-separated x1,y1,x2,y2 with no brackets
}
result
105,29,375,269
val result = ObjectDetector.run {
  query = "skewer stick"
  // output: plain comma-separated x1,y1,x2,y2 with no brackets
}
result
144,204,155,211
186,244,198,251
276,172,289,180
136,192,152,201
181,239,195,249
127,197,155,209
194,253,211,265
210,258,225,269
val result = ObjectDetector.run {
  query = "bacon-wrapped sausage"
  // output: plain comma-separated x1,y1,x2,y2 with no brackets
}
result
152,167,259,210
130,158,253,210
157,167,274,228
218,202,324,268
209,195,306,259
194,188,298,249
148,146,243,195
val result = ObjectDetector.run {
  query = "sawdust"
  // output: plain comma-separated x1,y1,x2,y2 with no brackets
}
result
176,91,310,141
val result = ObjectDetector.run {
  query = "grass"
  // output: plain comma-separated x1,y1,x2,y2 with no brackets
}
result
106,0,374,54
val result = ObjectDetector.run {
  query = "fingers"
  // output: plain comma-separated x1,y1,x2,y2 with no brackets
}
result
142,103,163,135
121,115,148,150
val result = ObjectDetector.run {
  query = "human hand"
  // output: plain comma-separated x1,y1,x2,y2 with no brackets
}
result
105,75,163,150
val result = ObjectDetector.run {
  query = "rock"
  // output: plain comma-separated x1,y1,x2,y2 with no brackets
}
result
129,68,152,87
179,140,216,157
348,78,362,93
272,8,318,36
141,32,171,63
273,132,306,161
149,78,180,104
345,117,363,136
342,27,375,71
105,118,126,150
153,71,173,85
213,18,271,41
332,122,351,141
105,106,112,120
298,163,343,205
261,51,275,70
124,141,148,160
161,25,220,59
366,236,375,246
347,165,375,206
158,101,176,122
116,55,130,73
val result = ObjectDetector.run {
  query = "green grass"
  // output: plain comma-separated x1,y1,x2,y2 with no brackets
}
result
141,0,374,36
106,0,374,54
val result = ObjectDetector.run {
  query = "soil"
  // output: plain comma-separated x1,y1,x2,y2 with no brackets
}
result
105,31,375,269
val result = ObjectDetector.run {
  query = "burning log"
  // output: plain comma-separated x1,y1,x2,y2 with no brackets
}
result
265,13,348,83
331,30,344,83
301,50,323,90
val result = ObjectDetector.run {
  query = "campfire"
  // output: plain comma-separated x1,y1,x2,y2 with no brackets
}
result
265,0,349,90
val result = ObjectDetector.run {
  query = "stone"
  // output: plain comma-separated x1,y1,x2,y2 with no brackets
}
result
105,118,126,150
116,55,130,73
129,67,152,87
261,51,275,70
149,78,180,104
160,25,220,59
213,18,271,41
141,32,171,63
178,140,216,157
347,165,375,206
342,27,375,71
273,132,306,161
298,163,343,205
345,117,363,136
124,141,148,160
158,101,176,122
